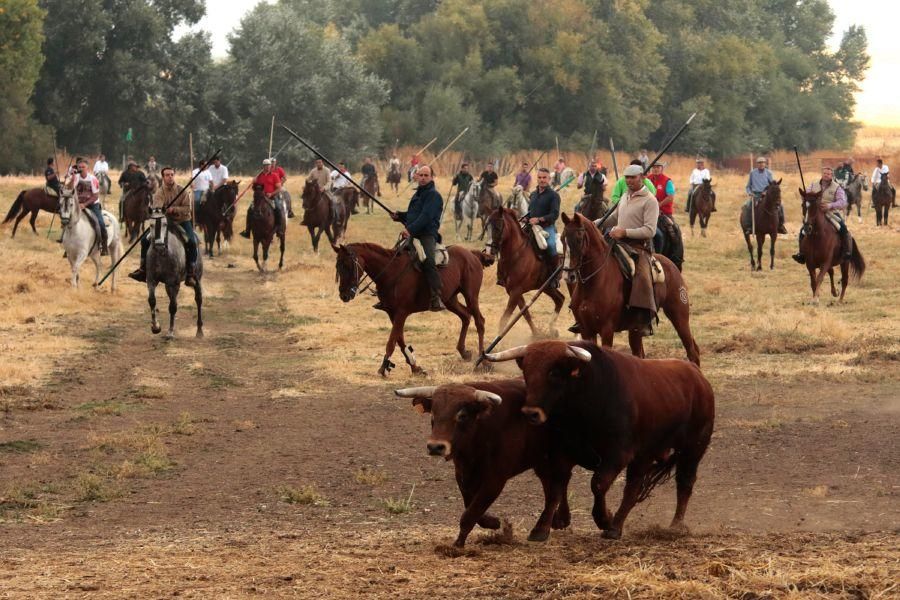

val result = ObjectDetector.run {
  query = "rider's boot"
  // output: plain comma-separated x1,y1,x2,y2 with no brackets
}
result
239,209,252,239
185,262,197,288
128,257,147,282
840,230,853,260
568,322,581,334
777,206,788,234
429,291,445,312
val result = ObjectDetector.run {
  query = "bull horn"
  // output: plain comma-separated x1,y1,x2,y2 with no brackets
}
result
566,345,593,362
473,390,502,405
394,386,437,398
483,345,528,362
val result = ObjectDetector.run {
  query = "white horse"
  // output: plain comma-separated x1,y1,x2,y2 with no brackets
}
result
505,185,530,218
460,181,482,241
58,190,121,292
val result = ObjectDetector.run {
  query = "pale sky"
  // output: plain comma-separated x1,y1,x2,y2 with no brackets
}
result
179,0,896,126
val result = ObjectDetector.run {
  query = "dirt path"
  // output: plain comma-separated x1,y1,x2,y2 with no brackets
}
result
1,263,898,597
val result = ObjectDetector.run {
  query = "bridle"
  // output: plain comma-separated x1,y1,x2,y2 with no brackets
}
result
564,225,613,283
339,242,412,299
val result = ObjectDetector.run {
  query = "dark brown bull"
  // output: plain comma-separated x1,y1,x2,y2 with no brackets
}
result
486,340,715,541
396,379,573,547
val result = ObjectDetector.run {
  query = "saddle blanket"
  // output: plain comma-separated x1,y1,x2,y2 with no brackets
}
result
45,186,59,198
825,213,843,231
411,238,450,267
530,224,564,255
612,244,666,284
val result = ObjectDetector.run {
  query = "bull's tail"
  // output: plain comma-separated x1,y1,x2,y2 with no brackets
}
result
637,451,679,503
848,241,866,282
3,191,26,225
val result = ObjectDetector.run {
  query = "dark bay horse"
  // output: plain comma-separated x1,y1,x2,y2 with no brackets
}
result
873,172,892,226
300,178,334,252
474,182,502,240
741,179,782,271
3,188,58,237
362,175,380,214
333,242,487,377
843,172,867,223
387,165,402,193
562,213,700,365
123,184,153,243
198,181,239,257
333,187,356,240
798,189,865,304
575,180,607,221
689,179,714,237
485,207,565,336
250,184,285,272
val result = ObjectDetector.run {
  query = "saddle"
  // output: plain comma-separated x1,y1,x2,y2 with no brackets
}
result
825,212,843,232
45,186,59,198
612,242,666,284
410,239,450,268
84,207,111,251
529,224,563,255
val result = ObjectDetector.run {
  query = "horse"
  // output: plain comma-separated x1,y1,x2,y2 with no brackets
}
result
338,186,360,215
873,172,892,226
57,189,122,292
3,187,59,237
575,179,607,221
741,179,782,271
468,181,502,240
459,182,482,241
798,188,865,304
386,165,402,193
362,174,380,214
562,212,700,365
145,209,204,339
843,172,867,223
300,178,334,252
485,207,565,336
122,184,153,243
332,187,356,241
250,184,285,272
505,185,530,218
333,242,487,377
689,179,714,237
197,181,239,257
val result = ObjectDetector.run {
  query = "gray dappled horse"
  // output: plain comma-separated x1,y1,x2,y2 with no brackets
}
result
843,172,868,223
505,185,530,218
58,189,122,291
146,209,204,339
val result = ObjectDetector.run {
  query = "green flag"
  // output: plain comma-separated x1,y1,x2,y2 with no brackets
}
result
125,128,133,142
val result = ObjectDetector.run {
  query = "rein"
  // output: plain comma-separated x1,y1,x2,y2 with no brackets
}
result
566,227,613,283
350,242,413,297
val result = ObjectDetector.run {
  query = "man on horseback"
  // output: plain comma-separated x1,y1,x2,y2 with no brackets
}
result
452,162,473,216
686,158,713,213
871,158,896,208
527,167,562,289
834,158,854,187
514,161,532,192
129,166,198,287
390,165,445,311
744,157,787,234
479,161,499,189
45,157,62,197
118,161,148,222
271,158,293,218
330,161,354,217
361,157,380,197
576,159,606,213
604,164,660,336
67,158,109,256
648,162,678,253
308,158,330,189
239,159,283,238
610,159,655,206
146,156,161,188
191,160,212,217
92,154,110,194
207,156,229,195
792,166,852,264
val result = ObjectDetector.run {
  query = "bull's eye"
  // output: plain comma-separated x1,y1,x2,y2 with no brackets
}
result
455,409,468,423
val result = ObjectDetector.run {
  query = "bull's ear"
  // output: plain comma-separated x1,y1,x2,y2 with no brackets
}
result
412,397,432,414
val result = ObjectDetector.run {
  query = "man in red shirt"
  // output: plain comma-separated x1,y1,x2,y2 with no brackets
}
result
270,157,293,218
239,159,283,238
647,163,678,255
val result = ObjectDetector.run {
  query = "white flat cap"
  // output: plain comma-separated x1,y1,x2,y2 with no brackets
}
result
623,165,643,177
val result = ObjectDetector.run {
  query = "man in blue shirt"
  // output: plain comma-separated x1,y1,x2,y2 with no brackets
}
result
391,165,445,311
744,157,787,234
527,167,562,288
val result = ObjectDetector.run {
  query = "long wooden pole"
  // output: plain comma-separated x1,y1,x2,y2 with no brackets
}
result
268,115,275,159
398,128,469,197
189,134,195,222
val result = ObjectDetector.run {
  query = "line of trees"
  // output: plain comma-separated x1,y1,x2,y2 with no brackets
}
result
0,0,869,174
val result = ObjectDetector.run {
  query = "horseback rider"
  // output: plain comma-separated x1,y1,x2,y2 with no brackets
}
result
576,159,606,213
451,162,473,214
604,164,660,336
648,162,678,252
610,159,655,206
744,157,787,234
514,161,532,192
239,158,283,238
92,154,110,193
361,156,380,197
408,154,420,181
67,158,109,256
479,161,499,188
308,158,330,189
329,160,354,217
45,157,62,197
834,158,854,187
207,156,229,199
390,165,445,311
871,157,896,208
118,160,148,221
638,149,650,172
191,160,212,216
792,166,852,263
129,166,199,287
552,156,566,186
686,158,714,213
527,167,562,289
146,156,161,188
271,157,293,218
389,154,401,174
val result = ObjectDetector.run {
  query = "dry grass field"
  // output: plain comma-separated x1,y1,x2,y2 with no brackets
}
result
0,149,898,598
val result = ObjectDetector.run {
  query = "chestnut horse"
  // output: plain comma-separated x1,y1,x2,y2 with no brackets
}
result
387,164,402,193
3,188,58,237
562,212,700,365
873,172,892,226
333,242,487,376
575,179,607,221
741,179,782,271
300,178,334,252
798,188,865,304
250,184,285,272
122,184,153,243
689,179,714,237
485,207,565,336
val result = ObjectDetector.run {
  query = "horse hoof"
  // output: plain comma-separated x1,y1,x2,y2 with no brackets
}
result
527,528,550,543
460,350,473,361
196,329,204,339
151,325,162,335
165,332,175,340
601,529,622,540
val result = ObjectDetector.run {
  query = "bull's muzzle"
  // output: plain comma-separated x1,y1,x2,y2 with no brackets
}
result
426,440,450,457
521,406,547,425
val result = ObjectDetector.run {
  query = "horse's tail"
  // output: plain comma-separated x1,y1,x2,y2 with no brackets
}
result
848,241,866,282
3,191,26,224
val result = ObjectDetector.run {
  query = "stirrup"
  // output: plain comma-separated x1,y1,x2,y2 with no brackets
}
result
567,323,581,334
792,253,805,264
128,268,146,282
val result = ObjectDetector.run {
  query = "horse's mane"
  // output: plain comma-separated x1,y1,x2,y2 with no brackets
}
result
573,212,607,250
348,241,396,259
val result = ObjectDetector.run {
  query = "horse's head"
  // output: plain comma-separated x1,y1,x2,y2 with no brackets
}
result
561,212,593,269
859,173,869,191
58,188,76,226
302,177,319,200
799,187,824,219
701,178,712,192
149,207,169,247
333,244,362,302
764,178,783,207
484,207,511,256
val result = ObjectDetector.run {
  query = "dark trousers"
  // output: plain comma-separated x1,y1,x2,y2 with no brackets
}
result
140,221,197,264
417,234,442,296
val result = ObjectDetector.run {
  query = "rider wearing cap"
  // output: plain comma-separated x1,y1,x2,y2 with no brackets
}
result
68,158,108,256
239,158,284,238
743,157,787,234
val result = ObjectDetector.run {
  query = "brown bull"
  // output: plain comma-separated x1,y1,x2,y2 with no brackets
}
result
486,340,715,541
396,379,573,547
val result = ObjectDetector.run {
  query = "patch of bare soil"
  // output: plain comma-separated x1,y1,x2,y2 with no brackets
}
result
0,265,897,598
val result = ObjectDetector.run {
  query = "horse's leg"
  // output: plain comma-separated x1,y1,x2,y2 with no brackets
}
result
12,209,28,237
497,293,519,334
253,238,263,272
444,294,473,361
29,209,39,234
828,268,838,297
165,283,179,339
627,330,645,358
663,296,701,366
701,213,708,237
90,252,102,288
839,261,849,302
598,326,615,348
689,210,695,237
194,280,204,338
459,282,486,356
149,283,161,334
379,312,409,377
278,233,285,270
515,295,539,336
769,234,776,270
755,234,764,272
744,233,755,270
546,288,565,337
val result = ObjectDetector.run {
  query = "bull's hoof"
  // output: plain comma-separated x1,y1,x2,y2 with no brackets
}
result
527,528,550,542
601,528,622,540
151,325,162,335
478,515,501,530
